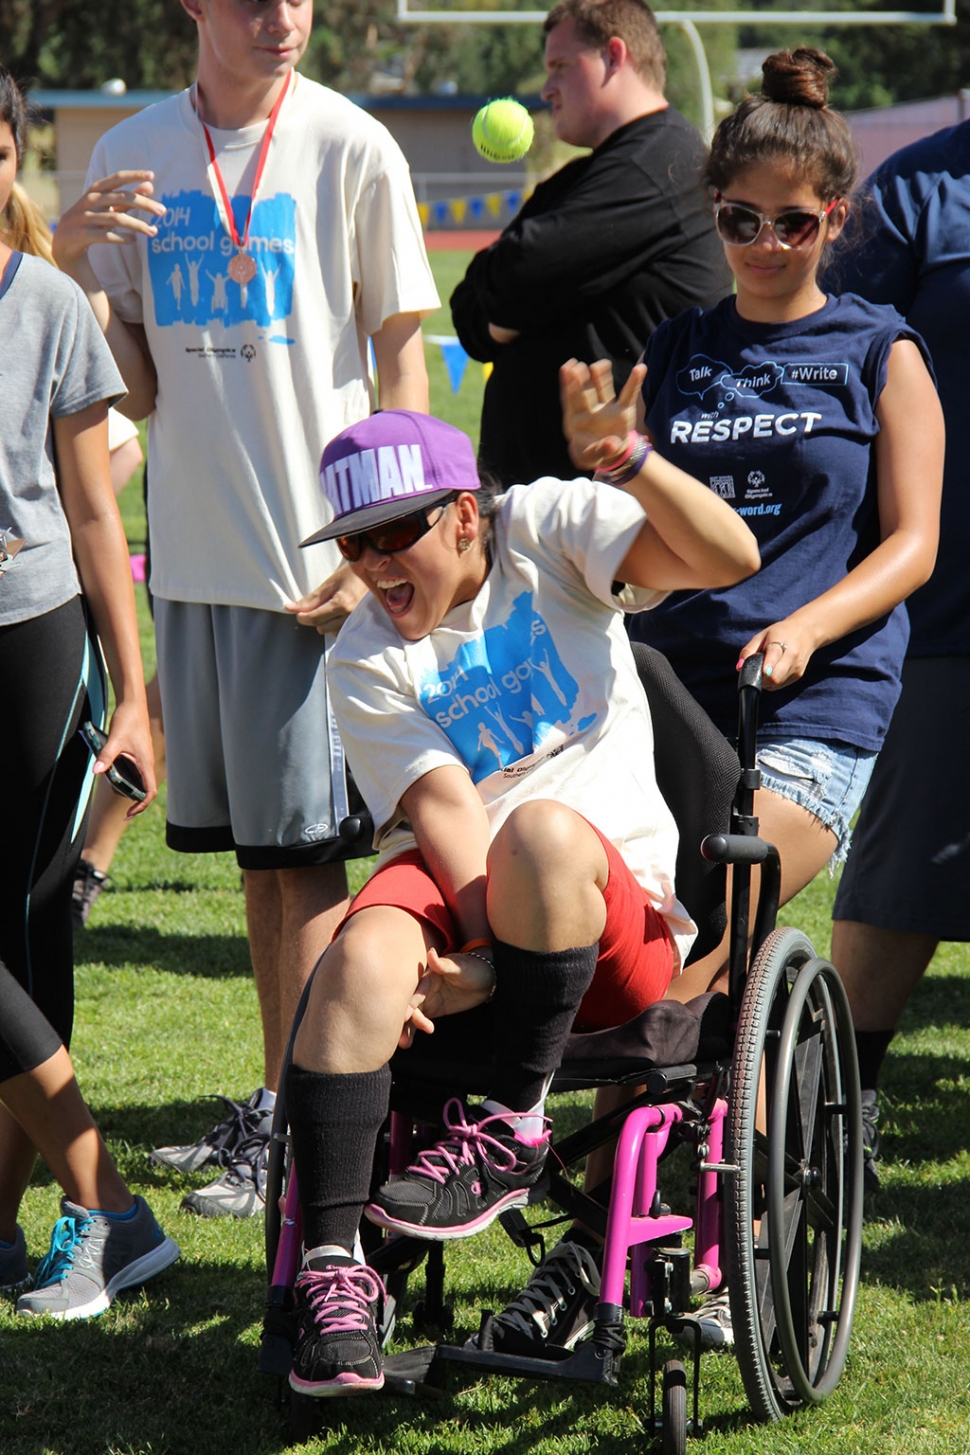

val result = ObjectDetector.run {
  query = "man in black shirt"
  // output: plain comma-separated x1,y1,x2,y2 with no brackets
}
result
451,0,731,487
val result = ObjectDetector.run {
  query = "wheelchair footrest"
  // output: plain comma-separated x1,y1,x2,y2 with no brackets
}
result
383,1346,448,1397
432,1310,625,1389
258,1329,294,1378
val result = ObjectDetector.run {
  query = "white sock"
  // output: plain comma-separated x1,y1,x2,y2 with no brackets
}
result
302,1231,366,1267
303,1243,353,1266
482,1095,547,1143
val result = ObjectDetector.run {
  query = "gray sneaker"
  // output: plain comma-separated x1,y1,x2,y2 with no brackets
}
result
0,1225,30,1294
17,1196,180,1320
150,1091,270,1175
674,1289,733,1350
180,1128,269,1219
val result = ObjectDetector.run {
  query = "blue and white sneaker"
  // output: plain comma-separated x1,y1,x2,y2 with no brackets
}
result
17,1196,179,1320
0,1224,30,1294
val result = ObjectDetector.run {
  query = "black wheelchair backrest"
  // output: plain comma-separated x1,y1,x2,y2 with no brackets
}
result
630,642,740,966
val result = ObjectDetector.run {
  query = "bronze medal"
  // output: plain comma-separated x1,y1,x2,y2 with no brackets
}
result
228,252,257,285
199,72,291,292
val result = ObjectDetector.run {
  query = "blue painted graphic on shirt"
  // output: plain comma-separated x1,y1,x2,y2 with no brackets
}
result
148,190,295,328
417,592,598,783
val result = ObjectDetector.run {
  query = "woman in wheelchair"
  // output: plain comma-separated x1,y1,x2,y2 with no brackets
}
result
281,401,759,1397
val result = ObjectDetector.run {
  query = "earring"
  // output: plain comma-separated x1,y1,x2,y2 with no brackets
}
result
457,537,471,553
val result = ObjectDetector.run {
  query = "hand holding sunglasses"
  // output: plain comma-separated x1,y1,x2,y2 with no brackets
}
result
714,195,840,250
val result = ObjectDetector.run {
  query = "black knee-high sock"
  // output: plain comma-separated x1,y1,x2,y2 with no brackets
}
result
488,941,599,1112
285,1062,391,1253
854,1029,895,1095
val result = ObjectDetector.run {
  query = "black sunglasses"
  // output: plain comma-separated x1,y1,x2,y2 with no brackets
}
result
335,502,449,563
714,196,839,250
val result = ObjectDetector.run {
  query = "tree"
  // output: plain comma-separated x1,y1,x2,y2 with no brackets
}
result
738,0,970,112
2,0,197,92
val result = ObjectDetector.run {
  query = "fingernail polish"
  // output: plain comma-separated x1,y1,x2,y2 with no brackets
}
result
764,665,773,677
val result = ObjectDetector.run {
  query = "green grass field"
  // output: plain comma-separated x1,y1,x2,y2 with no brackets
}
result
1,252,968,1455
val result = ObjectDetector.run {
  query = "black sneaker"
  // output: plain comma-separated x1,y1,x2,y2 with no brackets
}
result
469,1237,601,1356
150,1092,271,1176
289,1258,385,1398
861,1089,881,1192
365,1098,550,1241
180,1128,270,1218
72,858,108,931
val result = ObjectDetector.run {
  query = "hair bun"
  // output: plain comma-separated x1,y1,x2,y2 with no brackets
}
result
761,48,835,110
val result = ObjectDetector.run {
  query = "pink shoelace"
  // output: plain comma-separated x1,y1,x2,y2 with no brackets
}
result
298,1264,384,1335
404,1098,549,1187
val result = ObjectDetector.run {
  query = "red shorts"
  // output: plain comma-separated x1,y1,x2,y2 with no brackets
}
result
340,825,674,1032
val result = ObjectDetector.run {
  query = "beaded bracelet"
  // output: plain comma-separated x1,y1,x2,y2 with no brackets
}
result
455,939,496,999
458,949,497,1000
594,433,653,487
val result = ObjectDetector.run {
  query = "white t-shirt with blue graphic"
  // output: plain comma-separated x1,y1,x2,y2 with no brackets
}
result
330,476,696,972
87,76,440,611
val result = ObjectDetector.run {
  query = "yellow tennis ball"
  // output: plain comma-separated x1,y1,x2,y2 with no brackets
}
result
473,98,534,164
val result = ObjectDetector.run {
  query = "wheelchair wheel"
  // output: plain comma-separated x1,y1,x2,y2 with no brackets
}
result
767,955,863,1406
725,927,863,1421
661,1360,687,1455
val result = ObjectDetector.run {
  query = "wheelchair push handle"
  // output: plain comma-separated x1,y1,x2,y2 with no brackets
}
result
738,652,764,694
702,832,771,866
736,651,764,779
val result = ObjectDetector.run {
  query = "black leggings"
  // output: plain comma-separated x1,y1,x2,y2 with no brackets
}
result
0,596,101,1079
0,957,62,1085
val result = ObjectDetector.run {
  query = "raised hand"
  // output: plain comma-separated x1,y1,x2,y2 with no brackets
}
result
52,172,166,269
560,357,647,472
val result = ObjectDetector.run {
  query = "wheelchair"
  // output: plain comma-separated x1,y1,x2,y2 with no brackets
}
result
260,645,864,1449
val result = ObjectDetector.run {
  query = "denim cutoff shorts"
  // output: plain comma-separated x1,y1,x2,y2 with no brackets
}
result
755,737,877,868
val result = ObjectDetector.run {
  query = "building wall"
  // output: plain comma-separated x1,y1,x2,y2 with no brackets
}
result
849,92,970,176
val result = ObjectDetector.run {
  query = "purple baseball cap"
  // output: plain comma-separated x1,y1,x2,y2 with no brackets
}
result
301,410,480,547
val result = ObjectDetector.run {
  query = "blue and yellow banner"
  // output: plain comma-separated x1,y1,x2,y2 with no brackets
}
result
418,186,531,230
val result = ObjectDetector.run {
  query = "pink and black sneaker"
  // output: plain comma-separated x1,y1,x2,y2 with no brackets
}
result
365,1098,550,1241
289,1258,386,1398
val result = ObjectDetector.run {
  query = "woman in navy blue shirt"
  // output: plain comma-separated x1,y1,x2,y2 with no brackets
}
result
566,47,943,1006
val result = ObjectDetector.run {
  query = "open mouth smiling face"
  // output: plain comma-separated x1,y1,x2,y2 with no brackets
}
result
349,497,489,642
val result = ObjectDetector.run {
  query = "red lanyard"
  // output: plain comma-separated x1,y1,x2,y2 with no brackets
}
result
199,69,291,283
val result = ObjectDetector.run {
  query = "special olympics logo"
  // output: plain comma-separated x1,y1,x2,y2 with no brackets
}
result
241,343,256,362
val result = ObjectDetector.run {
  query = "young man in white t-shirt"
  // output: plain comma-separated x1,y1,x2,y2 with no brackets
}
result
279,373,759,1397
53,0,440,1218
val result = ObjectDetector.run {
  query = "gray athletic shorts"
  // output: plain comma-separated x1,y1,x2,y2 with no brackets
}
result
833,656,970,940
154,599,367,870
